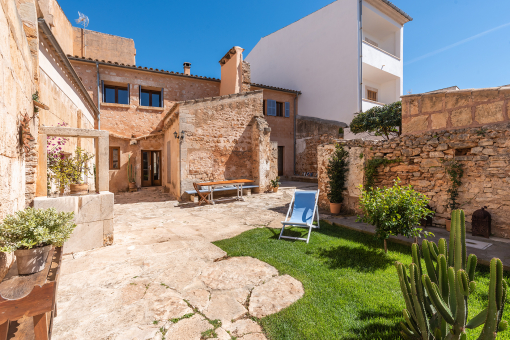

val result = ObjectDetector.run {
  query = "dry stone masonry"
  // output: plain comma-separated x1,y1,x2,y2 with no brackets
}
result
318,122,510,239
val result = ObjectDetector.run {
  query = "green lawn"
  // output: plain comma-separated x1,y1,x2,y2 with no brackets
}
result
213,221,510,340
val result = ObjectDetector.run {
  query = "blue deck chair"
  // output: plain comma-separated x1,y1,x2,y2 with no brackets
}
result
279,190,320,243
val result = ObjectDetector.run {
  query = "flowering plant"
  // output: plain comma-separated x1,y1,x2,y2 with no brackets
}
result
0,208,76,251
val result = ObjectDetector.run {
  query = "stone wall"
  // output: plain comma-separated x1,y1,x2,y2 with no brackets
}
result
318,122,510,239
170,90,274,196
402,86,510,135
72,27,136,65
296,115,345,176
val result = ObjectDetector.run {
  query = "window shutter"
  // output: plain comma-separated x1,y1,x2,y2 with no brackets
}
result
127,84,130,105
139,85,141,106
161,88,164,108
101,80,104,103
268,100,276,116
285,102,290,117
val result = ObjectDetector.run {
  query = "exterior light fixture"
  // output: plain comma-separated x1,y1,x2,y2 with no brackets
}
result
174,131,186,141
173,131,178,139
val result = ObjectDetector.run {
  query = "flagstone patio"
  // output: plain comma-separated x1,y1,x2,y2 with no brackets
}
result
53,182,317,340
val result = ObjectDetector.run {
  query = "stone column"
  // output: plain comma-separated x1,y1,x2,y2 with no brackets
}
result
96,135,109,192
35,134,47,197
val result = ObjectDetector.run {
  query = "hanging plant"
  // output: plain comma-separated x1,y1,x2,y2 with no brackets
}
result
363,157,400,190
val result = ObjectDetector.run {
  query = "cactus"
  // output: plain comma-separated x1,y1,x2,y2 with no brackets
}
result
396,209,507,340
127,155,136,183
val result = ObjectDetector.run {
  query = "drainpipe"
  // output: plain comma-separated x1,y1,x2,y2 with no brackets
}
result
293,94,298,176
96,61,101,129
358,0,363,112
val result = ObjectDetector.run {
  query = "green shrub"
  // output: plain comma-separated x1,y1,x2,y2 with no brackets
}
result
350,101,401,140
357,178,433,252
0,208,76,252
326,145,349,204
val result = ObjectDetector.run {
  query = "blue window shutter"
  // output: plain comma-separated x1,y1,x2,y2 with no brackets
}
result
268,100,276,116
285,102,290,117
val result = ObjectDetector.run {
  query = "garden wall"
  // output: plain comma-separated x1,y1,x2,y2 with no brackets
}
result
318,122,510,239
402,86,510,135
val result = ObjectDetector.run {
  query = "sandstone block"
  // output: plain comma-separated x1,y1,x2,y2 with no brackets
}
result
248,275,304,318
429,152,445,158
422,94,444,113
450,107,472,127
405,115,428,133
472,89,500,102
224,319,263,337
483,148,497,156
471,147,483,154
203,292,247,325
63,220,104,254
165,314,213,340
421,159,441,168
445,92,471,109
431,112,448,129
408,97,420,116
437,143,448,151
475,101,504,124
390,165,420,172
449,142,478,149
479,139,494,146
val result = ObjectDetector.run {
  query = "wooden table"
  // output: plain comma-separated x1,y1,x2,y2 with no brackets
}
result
198,179,255,204
0,246,62,340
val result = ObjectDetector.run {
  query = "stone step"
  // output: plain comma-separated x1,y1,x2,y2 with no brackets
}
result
140,186,164,192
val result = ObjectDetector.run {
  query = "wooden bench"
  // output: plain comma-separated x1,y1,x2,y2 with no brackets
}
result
0,246,62,340
185,185,259,196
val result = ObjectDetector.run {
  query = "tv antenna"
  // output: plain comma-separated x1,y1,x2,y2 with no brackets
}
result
75,12,89,29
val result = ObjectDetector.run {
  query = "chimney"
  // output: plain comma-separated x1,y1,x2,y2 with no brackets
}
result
219,46,244,96
183,62,191,75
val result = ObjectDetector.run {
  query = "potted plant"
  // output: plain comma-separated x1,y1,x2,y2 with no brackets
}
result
127,155,137,191
326,144,349,214
68,147,94,194
0,208,76,275
270,177,280,192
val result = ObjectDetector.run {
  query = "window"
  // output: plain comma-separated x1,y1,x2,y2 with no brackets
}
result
276,102,284,117
263,100,266,115
103,84,129,104
109,147,120,169
367,89,378,102
140,87,163,107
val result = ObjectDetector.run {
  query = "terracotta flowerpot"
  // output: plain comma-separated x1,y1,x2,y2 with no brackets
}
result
330,203,342,215
14,245,52,275
70,183,88,195
128,182,137,192
273,187,279,193
445,219,451,232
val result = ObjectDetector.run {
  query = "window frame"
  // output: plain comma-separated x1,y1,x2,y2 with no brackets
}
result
276,102,284,117
109,147,120,170
140,88,163,108
103,84,129,104
263,100,266,115
366,88,378,102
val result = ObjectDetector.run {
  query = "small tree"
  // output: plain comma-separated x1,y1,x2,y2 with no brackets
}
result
357,178,433,253
326,145,349,204
349,101,402,140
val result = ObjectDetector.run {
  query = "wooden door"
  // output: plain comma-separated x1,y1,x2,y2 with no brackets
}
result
141,151,162,187
277,146,284,177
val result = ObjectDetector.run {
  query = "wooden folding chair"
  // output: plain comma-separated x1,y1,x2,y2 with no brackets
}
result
279,190,320,243
193,183,212,205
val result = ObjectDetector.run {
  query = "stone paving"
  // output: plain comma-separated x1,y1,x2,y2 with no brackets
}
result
53,182,317,340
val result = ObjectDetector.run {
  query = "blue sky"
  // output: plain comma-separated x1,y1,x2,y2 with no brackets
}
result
58,0,510,94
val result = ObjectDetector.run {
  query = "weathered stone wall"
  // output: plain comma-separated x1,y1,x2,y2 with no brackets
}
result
176,91,272,195
109,134,164,193
72,28,136,65
241,61,251,92
318,122,510,238
296,115,345,176
402,86,510,135
0,0,38,280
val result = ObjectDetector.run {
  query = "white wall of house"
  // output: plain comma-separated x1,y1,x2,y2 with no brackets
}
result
246,0,359,124
247,0,408,132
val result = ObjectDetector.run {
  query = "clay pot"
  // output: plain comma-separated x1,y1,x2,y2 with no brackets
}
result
14,245,52,275
330,203,342,215
128,182,136,189
446,219,451,232
273,187,279,193
70,183,88,195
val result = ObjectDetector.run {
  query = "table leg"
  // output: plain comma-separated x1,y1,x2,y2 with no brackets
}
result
240,184,244,201
0,321,8,340
33,313,49,340
211,187,215,205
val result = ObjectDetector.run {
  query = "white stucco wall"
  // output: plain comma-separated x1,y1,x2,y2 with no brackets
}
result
39,39,95,126
246,0,359,124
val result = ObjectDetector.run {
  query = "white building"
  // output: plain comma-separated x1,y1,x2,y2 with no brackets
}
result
246,0,412,135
